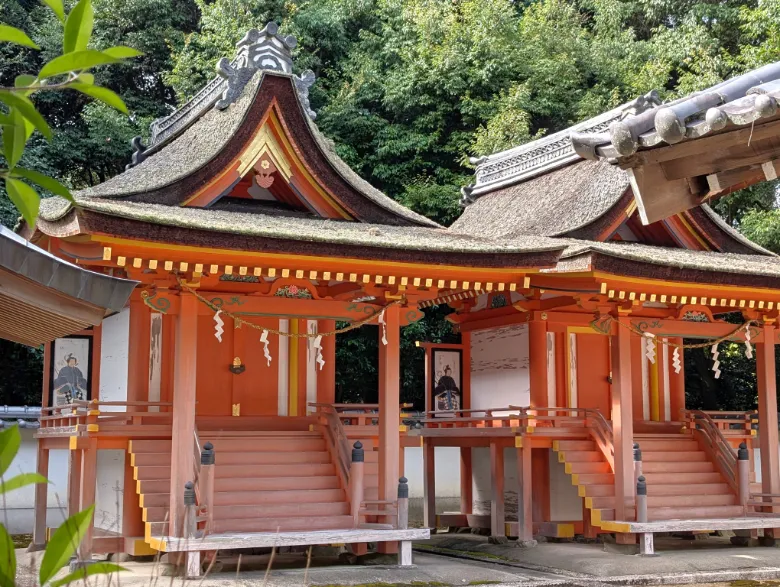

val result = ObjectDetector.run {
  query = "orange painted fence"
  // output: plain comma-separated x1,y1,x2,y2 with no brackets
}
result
38,399,173,438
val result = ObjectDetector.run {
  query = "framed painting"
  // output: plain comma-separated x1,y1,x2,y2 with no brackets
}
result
431,348,462,416
49,336,93,407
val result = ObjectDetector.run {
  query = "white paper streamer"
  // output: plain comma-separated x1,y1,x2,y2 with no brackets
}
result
378,308,388,345
260,330,272,366
213,310,224,342
711,343,721,379
314,334,325,370
672,347,681,374
644,332,656,364
745,324,754,359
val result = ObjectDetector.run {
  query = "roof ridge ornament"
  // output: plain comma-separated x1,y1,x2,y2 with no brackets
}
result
215,22,316,118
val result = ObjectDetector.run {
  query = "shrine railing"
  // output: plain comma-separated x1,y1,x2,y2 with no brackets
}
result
308,402,414,428
309,403,352,490
37,400,173,438
685,410,738,492
697,410,756,439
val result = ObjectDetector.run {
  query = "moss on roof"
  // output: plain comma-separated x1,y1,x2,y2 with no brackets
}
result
53,197,562,255
451,160,629,238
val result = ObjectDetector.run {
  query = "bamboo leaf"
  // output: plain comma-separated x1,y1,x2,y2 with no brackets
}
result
39,506,94,586
0,524,16,587
0,25,39,49
63,0,93,53
0,473,48,494
42,0,66,22
70,83,127,114
50,562,125,587
102,46,143,59
0,92,52,139
5,178,40,227
38,50,118,80
0,427,20,478
13,168,74,201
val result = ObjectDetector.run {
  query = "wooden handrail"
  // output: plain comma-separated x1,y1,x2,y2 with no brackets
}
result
584,409,614,471
686,410,738,492
309,402,413,412
310,404,351,489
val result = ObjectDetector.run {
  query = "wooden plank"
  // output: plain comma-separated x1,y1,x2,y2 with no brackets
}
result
158,528,430,552
604,517,780,534
628,164,700,225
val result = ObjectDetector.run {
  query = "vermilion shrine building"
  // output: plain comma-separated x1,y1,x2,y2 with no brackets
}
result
21,26,780,565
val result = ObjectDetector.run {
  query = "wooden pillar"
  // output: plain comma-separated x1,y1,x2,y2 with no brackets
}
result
67,449,82,517
78,438,97,561
516,440,533,541
317,319,336,404
610,317,635,539
462,331,471,410
169,293,199,537
555,333,566,407
489,442,505,541
532,448,550,523
31,444,49,550
378,304,400,553
423,439,436,528
529,318,548,407
669,337,685,420
757,322,780,536
460,447,472,514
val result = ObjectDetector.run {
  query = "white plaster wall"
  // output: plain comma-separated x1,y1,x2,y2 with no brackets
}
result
470,325,530,411
549,451,582,521
753,447,780,483
95,308,130,532
403,447,460,498
3,429,68,534
99,308,130,411
470,325,530,518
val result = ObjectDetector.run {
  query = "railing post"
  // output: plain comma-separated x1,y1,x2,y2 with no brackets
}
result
200,442,215,534
350,441,365,528
634,442,643,488
738,442,750,509
636,475,654,556
183,481,200,578
398,476,412,566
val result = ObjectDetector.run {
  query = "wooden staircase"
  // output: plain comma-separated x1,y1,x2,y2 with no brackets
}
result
554,432,743,528
129,426,365,542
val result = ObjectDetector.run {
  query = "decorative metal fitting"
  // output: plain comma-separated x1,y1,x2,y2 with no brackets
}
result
201,441,215,465
184,481,196,505
352,441,364,463
398,476,409,499
636,475,647,496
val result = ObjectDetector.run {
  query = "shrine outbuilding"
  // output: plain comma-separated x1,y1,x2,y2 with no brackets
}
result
20,23,780,567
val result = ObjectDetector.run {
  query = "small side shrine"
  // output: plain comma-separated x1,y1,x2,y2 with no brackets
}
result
22,21,780,565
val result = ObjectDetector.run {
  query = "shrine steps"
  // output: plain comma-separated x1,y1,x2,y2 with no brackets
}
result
554,433,743,530
129,428,361,542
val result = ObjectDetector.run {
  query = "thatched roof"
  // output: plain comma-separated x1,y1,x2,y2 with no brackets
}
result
560,238,780,288
38,196,565,268
67,24,438,229
451,160,630,238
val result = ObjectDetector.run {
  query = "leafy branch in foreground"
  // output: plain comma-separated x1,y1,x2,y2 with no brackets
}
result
0,425,125,586
0,0,142,227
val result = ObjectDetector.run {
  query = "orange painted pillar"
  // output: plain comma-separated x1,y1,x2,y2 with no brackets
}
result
378,305,401,552
31,444,49,550
78,437,97,560
669,337,686,420
610,316,635,538
317,320,336,404
169,293,199,537
125,297,149,539
756,322,780,536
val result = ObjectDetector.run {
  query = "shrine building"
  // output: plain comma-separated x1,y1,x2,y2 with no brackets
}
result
21,24,780,567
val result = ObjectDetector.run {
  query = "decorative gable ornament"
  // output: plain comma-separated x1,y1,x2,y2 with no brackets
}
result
215,22,317,119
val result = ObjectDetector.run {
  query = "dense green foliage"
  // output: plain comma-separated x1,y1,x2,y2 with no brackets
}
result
3,0,780,410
